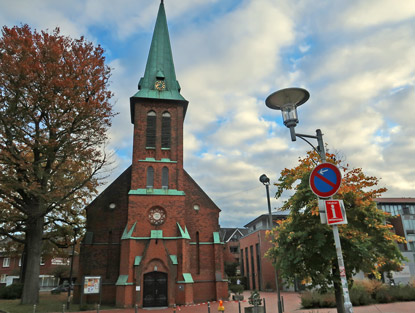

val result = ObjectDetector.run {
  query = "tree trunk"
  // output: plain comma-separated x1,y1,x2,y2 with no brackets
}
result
332,265,345,313
19,243,28,284
21,216,44,304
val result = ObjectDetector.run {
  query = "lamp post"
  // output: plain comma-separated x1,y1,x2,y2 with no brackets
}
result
265,88,353,313
259,174,283,313
67,227,79,310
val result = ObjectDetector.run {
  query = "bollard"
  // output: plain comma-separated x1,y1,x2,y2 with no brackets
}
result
173,303,176,313
135,303,138,313
96,303,100,313
62,303,66,313
263,298,266,313
281,296,284,312
238,300,241,313
207,301,210,313
33,304,36,313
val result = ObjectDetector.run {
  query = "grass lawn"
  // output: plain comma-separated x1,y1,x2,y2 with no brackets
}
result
0,292,115,313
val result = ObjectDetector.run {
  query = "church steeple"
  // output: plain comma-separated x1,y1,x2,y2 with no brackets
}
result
132,1,186,102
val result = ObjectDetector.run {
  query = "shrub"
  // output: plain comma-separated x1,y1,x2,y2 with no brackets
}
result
389,285,415,301
318,293,336,308
350,283,373,306
248,290,262,306
0,283,23,299
229,284,244,295
300,291,320,309
375,286,392,303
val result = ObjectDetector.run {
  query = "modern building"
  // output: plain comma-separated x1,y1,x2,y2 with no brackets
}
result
220,228,249,273
239,211,289,291
374,197,415,284
76,1,228,308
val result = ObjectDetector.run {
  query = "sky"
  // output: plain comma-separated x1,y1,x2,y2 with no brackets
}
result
1,0,414,228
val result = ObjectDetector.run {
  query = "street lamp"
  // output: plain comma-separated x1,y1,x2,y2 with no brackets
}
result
67,227,79,310
265,88,353,313
259,174,283,313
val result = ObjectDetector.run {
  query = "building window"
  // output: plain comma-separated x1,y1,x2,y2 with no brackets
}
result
256,243,262,290
40,256,45,266
146,166,154,188
161,112,171,148
240,249,244,276
162,166,169,189
2,258,10,268
196,231,200,274
0,274,6,283
250,245,256,290
230,246,239,254
245,247,250,289
146,111,156,148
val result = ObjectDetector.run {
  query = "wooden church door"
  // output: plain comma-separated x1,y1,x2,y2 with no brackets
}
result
143,272,168,307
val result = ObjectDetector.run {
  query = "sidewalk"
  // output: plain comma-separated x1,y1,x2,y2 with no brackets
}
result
74,291,415,313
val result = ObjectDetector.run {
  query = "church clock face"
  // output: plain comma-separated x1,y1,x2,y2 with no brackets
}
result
154,80,166,91
148,207,166,225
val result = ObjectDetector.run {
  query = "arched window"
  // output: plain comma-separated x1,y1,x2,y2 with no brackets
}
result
146,166,154,188
162,166,169,189
146,111,156,148
161,112,171,148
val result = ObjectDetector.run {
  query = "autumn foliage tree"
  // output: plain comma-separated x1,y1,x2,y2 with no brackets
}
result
266,151,405,313
0,25,115,304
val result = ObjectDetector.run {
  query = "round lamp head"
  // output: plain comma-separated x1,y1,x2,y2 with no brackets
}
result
259,174,270,185
265,88,310,127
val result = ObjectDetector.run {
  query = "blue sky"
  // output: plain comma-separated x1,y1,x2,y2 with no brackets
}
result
1,0,414,227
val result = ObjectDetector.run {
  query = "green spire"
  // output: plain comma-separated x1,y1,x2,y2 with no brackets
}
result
132,1,186,101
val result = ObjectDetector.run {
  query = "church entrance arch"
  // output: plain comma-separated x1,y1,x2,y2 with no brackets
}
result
143,271,168,307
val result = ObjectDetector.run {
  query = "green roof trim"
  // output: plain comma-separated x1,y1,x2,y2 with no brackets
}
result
190,242,221,245
132,1,186,102
116,275,133,286
139,157,177,163
213,232,221,244
176,273,194,284
151,230,163,238
169,255,178,265
128,189,185,196
121,222,137,240
177,223,191,240
121,225,190,241
134,256,142,266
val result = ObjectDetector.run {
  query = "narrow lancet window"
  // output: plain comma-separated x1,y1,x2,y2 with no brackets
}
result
161,112,171,148
146,166,154,188
162,166,169,189
146,111,156,148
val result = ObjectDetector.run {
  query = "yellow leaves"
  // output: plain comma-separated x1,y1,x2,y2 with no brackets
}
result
311,206,319,216
301,277,312,285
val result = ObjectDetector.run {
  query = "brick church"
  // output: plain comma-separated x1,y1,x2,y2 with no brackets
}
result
76,1,228,308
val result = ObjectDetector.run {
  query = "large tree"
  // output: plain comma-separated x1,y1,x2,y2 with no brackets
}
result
0,25,115,304
266,151,405,313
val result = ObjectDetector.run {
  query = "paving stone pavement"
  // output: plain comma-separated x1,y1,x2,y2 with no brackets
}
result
72,291,415,313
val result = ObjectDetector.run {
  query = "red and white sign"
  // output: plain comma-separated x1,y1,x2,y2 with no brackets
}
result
325,200,347,225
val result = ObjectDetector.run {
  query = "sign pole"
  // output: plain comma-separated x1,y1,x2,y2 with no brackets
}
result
332,225,353,313
315,131,353,313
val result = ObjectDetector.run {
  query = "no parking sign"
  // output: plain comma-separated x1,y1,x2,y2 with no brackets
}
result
309,163,342,198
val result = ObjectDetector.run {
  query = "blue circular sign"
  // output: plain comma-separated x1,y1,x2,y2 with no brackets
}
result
309,163,342,198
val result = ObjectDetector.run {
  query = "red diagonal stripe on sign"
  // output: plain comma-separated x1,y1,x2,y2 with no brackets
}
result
315,173,336,188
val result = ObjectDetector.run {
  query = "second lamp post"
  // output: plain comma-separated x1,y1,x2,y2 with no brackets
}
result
259,174,283,313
